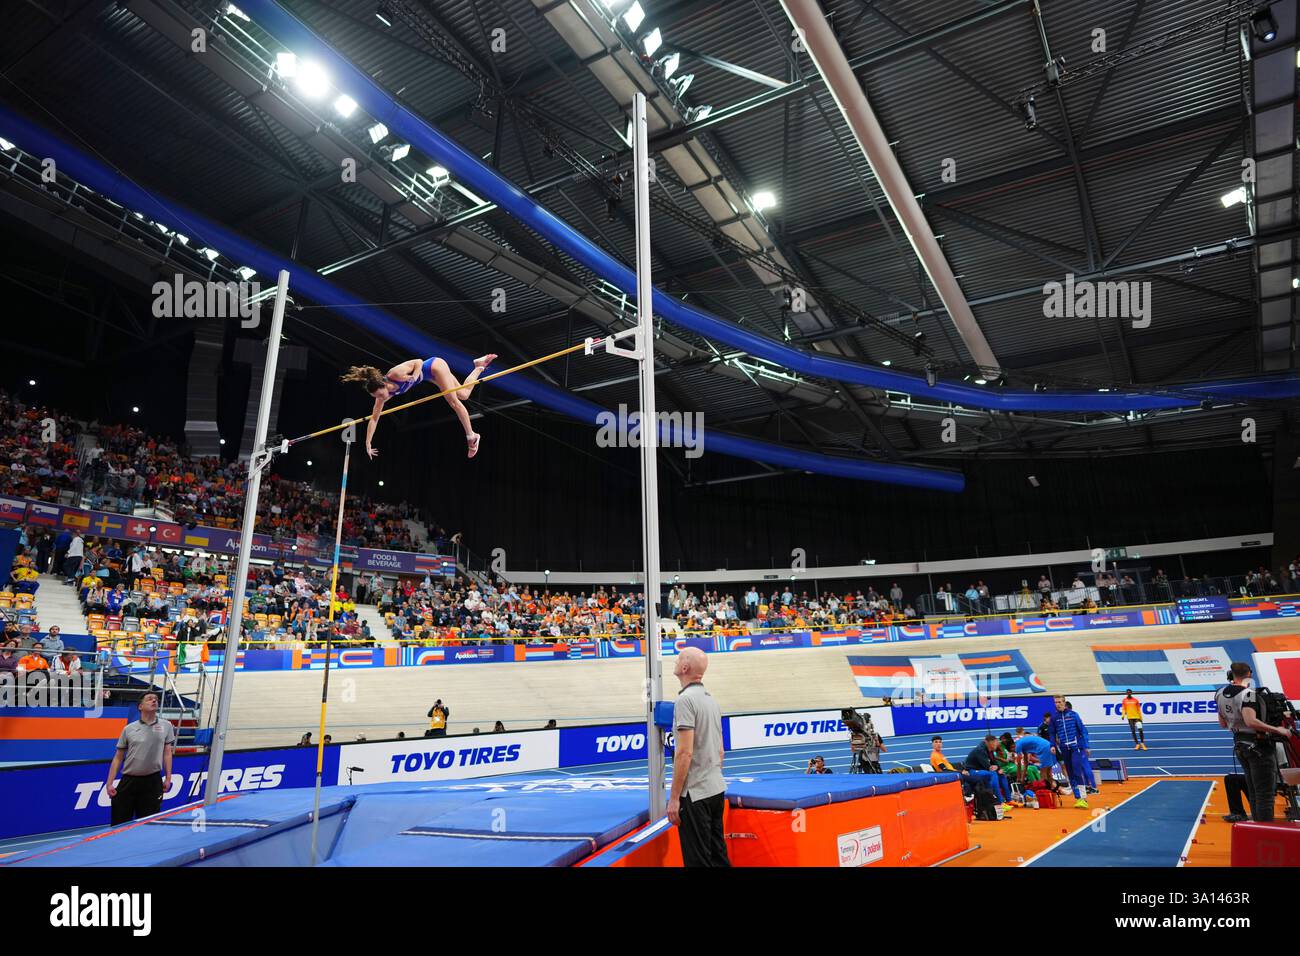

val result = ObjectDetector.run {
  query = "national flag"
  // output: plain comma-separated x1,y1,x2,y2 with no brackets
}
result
61,511,91,529
27,503,59,526
92,513,123,537
154,522,182,544
123,520,152,541
183,532,210,547
0,496,27,522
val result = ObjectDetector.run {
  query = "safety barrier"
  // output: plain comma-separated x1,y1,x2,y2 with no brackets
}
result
99,595,1300,674
0,690,1230,840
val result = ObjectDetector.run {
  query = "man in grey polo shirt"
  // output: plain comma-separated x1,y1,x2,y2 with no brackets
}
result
106,692,176,825
667,646,729,867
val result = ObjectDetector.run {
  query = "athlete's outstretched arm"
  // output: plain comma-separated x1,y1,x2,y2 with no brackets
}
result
366,395,385,459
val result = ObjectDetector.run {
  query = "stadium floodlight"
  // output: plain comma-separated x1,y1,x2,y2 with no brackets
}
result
133,406,141,414
225,4,250,21
27,379,35,386
368,122,389,143
1220,186,1247,208
670,72,694,97
306,460,313,466
296,60,330,99
390,143,411,161
622,1,645,32
426,165,450,186
333,94,357,118
237,266,256,280
378,480,385,487
1251,8,1278,42
375,3,392,27
200,247,220,261
174,234,189,245
0,138,12,151
659,51,680,79
642,27,662,57
752,190,776,211
275,52,298,78
154,221,170,234
687,104,712,122
219,438,227,445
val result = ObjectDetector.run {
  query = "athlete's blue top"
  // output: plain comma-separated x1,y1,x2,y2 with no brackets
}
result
1014,734,1055,763
386,357,436,397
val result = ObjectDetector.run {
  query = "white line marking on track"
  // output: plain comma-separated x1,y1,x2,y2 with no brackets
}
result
1017,780,1160,867
1178,781,1216,868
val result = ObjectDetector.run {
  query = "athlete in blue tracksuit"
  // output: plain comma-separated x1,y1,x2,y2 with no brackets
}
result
1048,696,1094,808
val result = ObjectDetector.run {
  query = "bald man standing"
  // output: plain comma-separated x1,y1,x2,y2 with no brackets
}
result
667,646,730,867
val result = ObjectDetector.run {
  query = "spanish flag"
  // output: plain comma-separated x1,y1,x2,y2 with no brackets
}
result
62,511,91,529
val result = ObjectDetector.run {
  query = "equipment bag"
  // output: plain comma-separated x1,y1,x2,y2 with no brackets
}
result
974,785,999,821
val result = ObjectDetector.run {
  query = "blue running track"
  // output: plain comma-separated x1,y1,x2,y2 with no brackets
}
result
1025,780,1214,867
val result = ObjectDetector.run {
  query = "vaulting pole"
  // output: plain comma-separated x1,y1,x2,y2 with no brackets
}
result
309,427,353,865
204,269,290,806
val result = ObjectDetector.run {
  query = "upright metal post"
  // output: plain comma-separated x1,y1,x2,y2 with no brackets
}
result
633,92,666,820
309,429,352,865
204,269,290,806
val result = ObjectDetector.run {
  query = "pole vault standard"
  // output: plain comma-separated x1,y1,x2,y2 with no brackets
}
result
309,426,353,865
203,269,291,807
633,92,667,820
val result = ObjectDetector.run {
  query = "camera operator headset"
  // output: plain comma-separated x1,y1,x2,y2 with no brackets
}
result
1215,661,1292,823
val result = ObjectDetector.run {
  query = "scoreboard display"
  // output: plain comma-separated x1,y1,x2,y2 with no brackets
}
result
1176,595,1232,623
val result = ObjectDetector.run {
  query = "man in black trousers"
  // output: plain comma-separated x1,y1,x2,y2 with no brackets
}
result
667,647,729,867
105,692,176,825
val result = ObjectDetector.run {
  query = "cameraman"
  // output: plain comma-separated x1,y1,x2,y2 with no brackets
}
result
806,755,832,775
1215,661,1292,822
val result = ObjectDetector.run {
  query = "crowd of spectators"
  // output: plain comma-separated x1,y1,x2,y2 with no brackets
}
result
0,388,447,553
373,575,923,644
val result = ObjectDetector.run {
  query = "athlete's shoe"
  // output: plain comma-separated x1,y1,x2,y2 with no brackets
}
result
1222,813,1248,823
1074,798,1090,810
1134,743,1142,750
1140,742,1148,750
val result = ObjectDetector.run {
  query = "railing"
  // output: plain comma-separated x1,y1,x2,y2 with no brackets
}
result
916,573,1289,617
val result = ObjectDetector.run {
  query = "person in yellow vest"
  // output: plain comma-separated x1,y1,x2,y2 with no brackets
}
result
1120,690,1147,750
426,698,450,737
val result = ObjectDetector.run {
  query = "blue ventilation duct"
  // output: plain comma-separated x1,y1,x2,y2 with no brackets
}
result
238,0,1300,413
0,106,965,491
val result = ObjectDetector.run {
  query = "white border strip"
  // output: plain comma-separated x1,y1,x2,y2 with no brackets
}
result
1018,780,1159,867
1177,781,1217,867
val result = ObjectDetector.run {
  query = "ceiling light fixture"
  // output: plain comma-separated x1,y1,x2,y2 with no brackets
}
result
1251,8,1279,42
623,1,645,32
296,60,330,99
1221,186,1248,208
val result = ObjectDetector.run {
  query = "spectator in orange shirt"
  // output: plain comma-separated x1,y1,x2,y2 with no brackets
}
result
19,642,50,672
